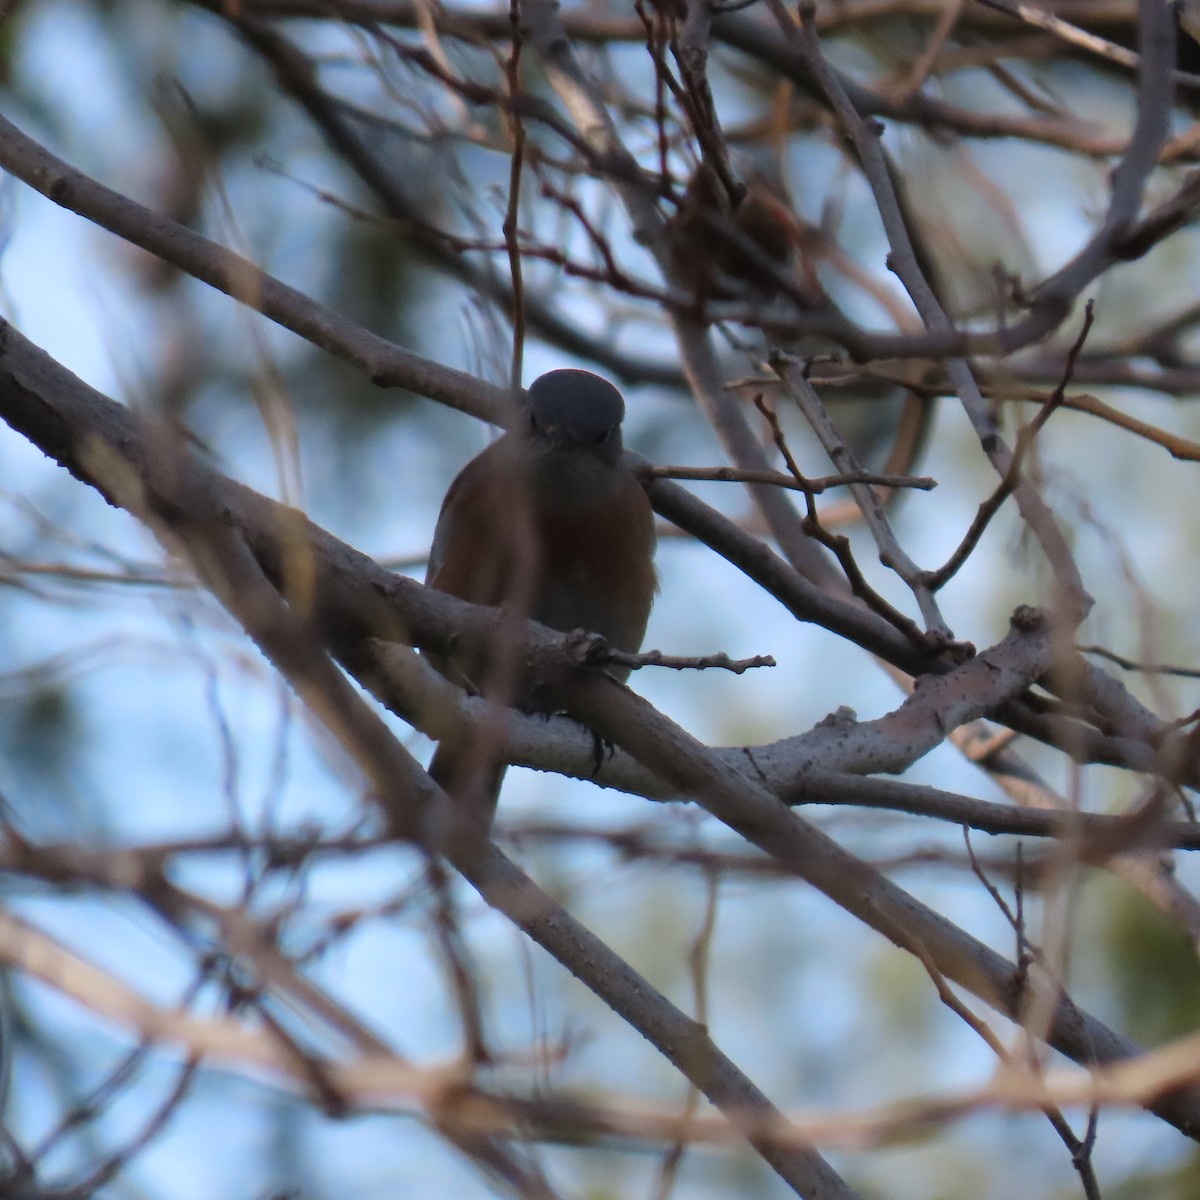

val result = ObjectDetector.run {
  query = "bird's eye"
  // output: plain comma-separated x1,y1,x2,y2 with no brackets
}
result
529,412,539,431
593,429,611,445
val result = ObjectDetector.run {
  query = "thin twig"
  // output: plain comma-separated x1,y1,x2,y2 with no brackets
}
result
1077,644,1200,681
977,0,1200,94
925,300,1095,591
752,391,935,648
596,646,775,674
771,352,953,642
504,0,527,388
642,463,937,493
887,0,964,103
961,831,1103,1200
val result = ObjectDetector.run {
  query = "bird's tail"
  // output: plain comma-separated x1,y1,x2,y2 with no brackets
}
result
428,736,508,831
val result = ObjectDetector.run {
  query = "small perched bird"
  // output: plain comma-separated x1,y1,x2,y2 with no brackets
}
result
667,161,821,305
425,369,658,826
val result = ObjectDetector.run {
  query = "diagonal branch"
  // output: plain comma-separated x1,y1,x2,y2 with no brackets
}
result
0,317,860,1200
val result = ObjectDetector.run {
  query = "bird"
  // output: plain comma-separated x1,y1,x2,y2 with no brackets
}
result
425,369,658,828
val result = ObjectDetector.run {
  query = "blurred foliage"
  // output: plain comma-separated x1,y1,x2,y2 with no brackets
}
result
1106,881,1200,1047
1102,1149,1200,1200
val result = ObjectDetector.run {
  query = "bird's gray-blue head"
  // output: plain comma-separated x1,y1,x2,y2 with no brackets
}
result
525,370,626,466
